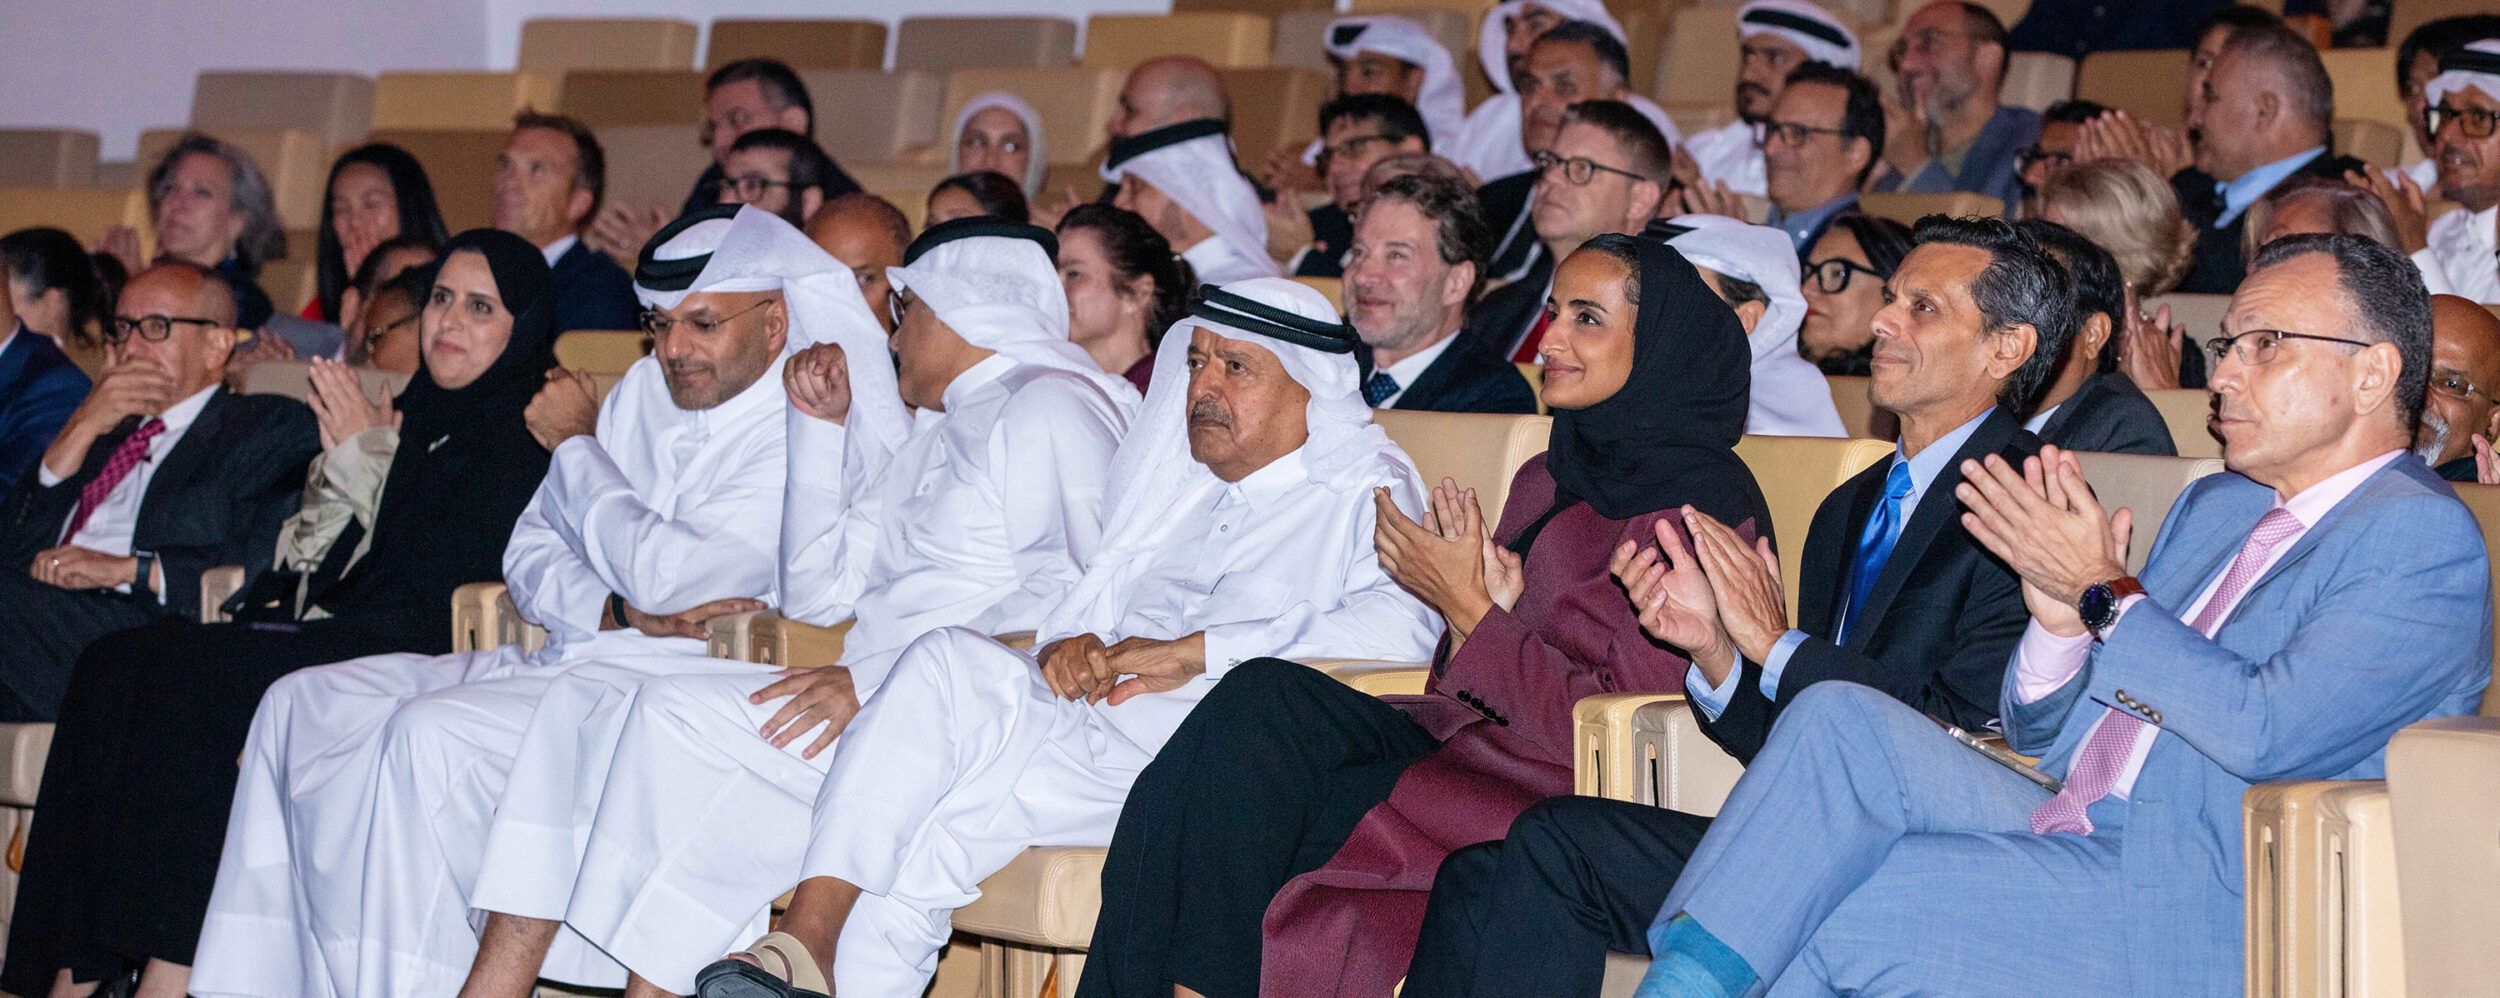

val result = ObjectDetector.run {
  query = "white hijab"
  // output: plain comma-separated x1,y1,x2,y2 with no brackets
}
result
885,226,1142,406
1661,214,1846,437
1451,0,1682,182
947,91,1049,197
1102,130,1273,288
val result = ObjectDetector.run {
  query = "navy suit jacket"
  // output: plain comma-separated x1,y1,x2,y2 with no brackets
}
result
2171,149,2366,294
0,330,90,495
1358,336,1539,415
2037,372,2176,456
550,239,642,334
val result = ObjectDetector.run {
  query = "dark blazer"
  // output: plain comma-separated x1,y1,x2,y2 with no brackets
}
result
1478,170,1542,282
2436,454,2478,483
1361,336,1539,414
2172,149,2366,294
2037,372,2178,456
1453,251,1554,364
0,391,316,618
550,239,643,335
0,330,90,494
1293,204,1354,278
1698,406,2038,763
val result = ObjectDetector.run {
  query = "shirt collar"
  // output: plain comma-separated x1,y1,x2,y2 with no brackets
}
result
156,383,219,436
2216,146,2326,227
1892,406,1992,504
2021,402,2059,434
2278,449,2406,525
0,322,17,358
1769,193,1858,247
1222,444,1314,508
541,233,580,267
941,354,1020,411
1378,328,1460,390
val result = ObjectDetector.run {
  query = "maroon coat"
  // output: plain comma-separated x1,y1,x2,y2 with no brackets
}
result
1257,455,1757,997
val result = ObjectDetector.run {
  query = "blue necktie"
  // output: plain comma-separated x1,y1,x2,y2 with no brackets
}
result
1362,371,1399,407
1842,461,1916,640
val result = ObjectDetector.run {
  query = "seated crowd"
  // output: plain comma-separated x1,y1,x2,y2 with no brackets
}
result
0,2,2495,997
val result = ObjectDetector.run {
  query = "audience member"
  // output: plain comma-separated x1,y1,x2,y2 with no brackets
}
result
1345,172,1537,413
336,234,440,354
805,193,913,336
2416,294,2500,481
1681,0,1862,199
344,263,432,374
1477,20,1672,282
1638,232,2484,998
307,143,447,323
586,58,830,257
717,128,845,228
1107,115,1279,285
950,92,1047,197
1058,202,1195,390
1397,216,2059,997
2065,6,2280,190
926,171,1032,226
2034,158,2202,387
1759,62,1886,257
1453,2,1683,206
2168,22,2359,293
689,279,1439,998
1264,14,1465,194
1270,94,1432,278
0,269,89,494
106,134,286,331
1037,55,1231,228
455,216,1130,998
495,111,641,334
2410,40,2500,303
2,227,118,373
1466,100,1673,363
1874,2,2041,212
1657,214,1846,435
0,262,316,721
2017,99,2105,216
1362,152,1475,196
2393,16,2500,192
0,229,554,998
1797,212,1911,374
2016,218,2178,454
1087,234,1772,998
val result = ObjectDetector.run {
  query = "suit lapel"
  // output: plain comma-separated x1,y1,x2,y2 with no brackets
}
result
0,332,31,389
2222,458,2410,616
1847,410,2017,649
138,391,225,524
1392,344,1463,411
1802,459,1886,636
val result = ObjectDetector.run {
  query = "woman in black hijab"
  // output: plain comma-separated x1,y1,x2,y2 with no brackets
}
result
3,229,557,998
1077,233,1774,998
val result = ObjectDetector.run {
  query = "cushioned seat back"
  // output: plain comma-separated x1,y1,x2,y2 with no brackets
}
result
2072,451,2227,574
2387,715,2500,995
366,129,509,232
243,360,411,403
1733,435,1896,615
555,329,651,375
1858,190,2003,224
1270,9,1474,81
2140,388,2221,458
2333,118,2406,171
940,68,1127,167
1823,375,1893,440
2445,483,2500,710
559,71,705,129
1371,410,1552,521
1082,13,1274,69
0,187,150,258
0,130,98,188
373,72,564,131
2077,49,2189,127
191,71,374,150
802,70,949,166
1173,0,1332,12
707,20,887,71
518,18,698,72
1657,5,1740,106
846,163,956,230
2003,52,2077,112
2318,48,2406,134
2144,291,2232,344
594,125,714,214
1288,275,1342,310
896,17,1078,72
137,127,329,231
1220,67,1333,173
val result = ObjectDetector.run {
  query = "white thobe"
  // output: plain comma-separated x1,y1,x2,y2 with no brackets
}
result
2414,204,2499,304
788,449,1440,998
1748,344,1845,437
552,358,1126,990
1683,118,1768,197
1182,235,1283,287
190,355,790,998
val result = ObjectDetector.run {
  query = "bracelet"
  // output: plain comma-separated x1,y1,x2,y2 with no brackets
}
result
132,550,156,594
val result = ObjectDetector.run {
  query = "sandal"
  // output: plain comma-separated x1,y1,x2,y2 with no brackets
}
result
693,931,833,998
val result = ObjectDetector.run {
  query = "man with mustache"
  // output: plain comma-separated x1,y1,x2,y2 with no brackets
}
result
1871,1,2039,215
2409,39,2500,303
1680,0,1862,200
2413,294,2500,481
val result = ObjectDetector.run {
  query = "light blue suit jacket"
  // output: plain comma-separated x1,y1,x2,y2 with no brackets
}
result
2002,456,2490,996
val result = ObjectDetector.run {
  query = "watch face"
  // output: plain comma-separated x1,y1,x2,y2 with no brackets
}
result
2079,583,2113,627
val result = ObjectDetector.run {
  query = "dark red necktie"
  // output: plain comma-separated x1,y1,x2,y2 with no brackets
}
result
63,418,165,542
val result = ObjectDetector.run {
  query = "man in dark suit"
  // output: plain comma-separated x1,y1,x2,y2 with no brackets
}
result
0,262,315,721
2019,219,2177,455
1478,21,1644,285
1349,172,1538,414
1461,99,1674,365
1275,94,1431,280
494,112,641,334
1400,215,2067,997
0,285,90,493
2170,22,2362,293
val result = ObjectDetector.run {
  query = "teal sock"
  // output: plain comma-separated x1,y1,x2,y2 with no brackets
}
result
1635,913,1759,998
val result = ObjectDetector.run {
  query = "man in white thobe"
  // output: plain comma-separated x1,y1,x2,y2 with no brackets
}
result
688,277,1443,998
1105,122,1280,287
189,205,891,998
1448,0,1686,186
466,218,1137,996
2414,40,2500,304
1678,0,1861,198
1657,213,1847,436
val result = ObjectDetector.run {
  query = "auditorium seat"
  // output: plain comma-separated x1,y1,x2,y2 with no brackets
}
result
1729,435,1896,612
2317,48,2408,139
2075,49,2190,127
372,72,564,132
0,186,150,258
258,253,317,317
1856,190,2003,225
1219,67,1334,172
2141,387,2221,458
2002,52,2077,112
365,129,507,231
1369,409,1552,522
847,163,956,230
1270,9,1474,80
189,71,374,152
135,126,329,231
894,17,1079,73
1043,163,1107,206
2332,117,2406,171
706,20,888,72
2069,451,2225,573
1288,275,1343,309
1515,362,1546,414
1082,13,1275,69
2144,290,2231,344
242,360,411,404
939,68,1128,168
517,18,699,73
0,129,99,188
1656,4,1744,107
554,329,651,375
1172,0,1333,13
2387,715,2500,993
557,71,706,129
801,70,948,167
1823,374,1895,440
595,124,715,212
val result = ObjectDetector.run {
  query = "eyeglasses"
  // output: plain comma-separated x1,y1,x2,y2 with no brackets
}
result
2203,328,2375,366
2426,103,2500,140
1317,134,1395,171
723,174,797,200
105,314,219,344
1531,150,1648,187
2431,369,2499,405
640,297,779,338
1755,120,1850,148
367,311,420,341
1805,257,1888,294
2015,146,2073,170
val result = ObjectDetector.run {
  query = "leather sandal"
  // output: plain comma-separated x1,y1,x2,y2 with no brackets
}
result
693,931,833,998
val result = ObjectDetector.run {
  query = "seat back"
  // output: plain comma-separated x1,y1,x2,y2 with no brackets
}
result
1371,410,1551,521
2332,118,2406,171
190,71,374,150
849,163,957,230
800,70,949,167
558,70,705,129
1656,5,1740,106
2076,49,2190,127
136,126,330,230
1219,67,1334,173
368,129,512,232
1270,10,1473,79
2445,483,2500,713
2141,388,2221,458
940,68,1128,167
372,72,564,132
1287,275,1342,310
2318,49,2406,135
1857,190,2003,224
517,18,698,72
1513,362,1546,414
2387,716,2500,994
1823,375,1896,440
0,129,99,188
554,330,650,375
242,360,410,404
0,187,150,258
2002,52,2078,112
2145,291,2234,344
895,17,1078,72
1172,0,1332,13
2072,451,2227,574
594,125,715,214
1733,435,1895,615
1082,13,1274,69
706,20,888,71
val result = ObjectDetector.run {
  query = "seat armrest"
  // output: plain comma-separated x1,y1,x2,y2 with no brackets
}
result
994,631,1038,651
2243,778,2404,997
494,587,547,654
1305,659,1430,696
2387,716,2500,994
451,582,506,653
0,723,53,807
705,610,855,667
200,565,248,623
1573,692,1684,798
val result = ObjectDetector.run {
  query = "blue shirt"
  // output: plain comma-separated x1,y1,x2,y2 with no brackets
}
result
2215,146,2326,228
1768,193,1858,254
1687,408,1994,719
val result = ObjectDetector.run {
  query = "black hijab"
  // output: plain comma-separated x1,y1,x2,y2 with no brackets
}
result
1525,236,1770,549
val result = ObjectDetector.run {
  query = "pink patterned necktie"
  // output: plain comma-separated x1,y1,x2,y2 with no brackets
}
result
2029,506,2304,835
62,418,165,542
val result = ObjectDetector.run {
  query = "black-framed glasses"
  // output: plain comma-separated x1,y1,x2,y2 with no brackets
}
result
2431,369,2498,405
723,174,796,200
2426,103,2500,140
2015,146,2073,170
105,314,218,344
1806,257,1887,294
1532,150,1647,187
367,311,420,341
1755,120,1850,148
640,297,779,338
1317,134,1394,170
2203,328,2375,366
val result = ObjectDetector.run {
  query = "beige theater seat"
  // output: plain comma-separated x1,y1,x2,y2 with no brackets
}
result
136,126,329,231
1823,375,1894,440
243,360,410,404
554,329,651,375
1288,275,1343,310
366,129,508,232
2387,716,2500,994
1370,410,1551,522
372,72,564,132
259,253,317,317
190,71,374,151
2332,118,2405,172
1655,4,1742,107
938,68,1127,167
2070,451,2225,573
518,18,698,73
801,70,948,167
1730,435,1896,612
1220,67,1333,174
1173,0,1333,13
559,71,706,129
2141,388,2221,459
707,20,888,72
1857,190,2003,224
1271,9,1474,80
848,163,955,230
1514,362,1545,414
0,129,99,188
2002,52,2077,112
2144,290,2232,343
596,124,714,213
1081,13,1273,70
895,17,1079,73
2318,49,2406,135
2076,49,2190,127
0,187,150,257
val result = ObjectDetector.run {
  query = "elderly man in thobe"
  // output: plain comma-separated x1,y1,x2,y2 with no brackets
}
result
684,277,1443,998
1654,214,1846,436
1106,121,1281,286
1679,0,1861,199
188,205,884,998
2413,39,2500,303
460,217,1138,997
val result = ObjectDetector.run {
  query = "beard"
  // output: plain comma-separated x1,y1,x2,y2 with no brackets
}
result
2415,408,2454,465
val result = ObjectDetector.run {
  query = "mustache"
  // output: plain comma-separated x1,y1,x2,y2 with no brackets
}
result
662,358,714,381
1188,398,1232,427
2416,409,2453,463
1737,83,1772,102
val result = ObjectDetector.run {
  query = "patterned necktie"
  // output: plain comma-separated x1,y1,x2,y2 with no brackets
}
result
1362,371,1400,407
1841,462,1915,640
63,418,166,542
2030,506,2305,835
1511,307,1553,364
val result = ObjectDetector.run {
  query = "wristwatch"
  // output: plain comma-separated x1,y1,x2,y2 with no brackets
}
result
2077,576,2147,640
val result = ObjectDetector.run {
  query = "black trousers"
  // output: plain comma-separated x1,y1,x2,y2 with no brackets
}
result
0,569,162,721
1402,795,1711,998
1075,659,1439,998
0,608,439,992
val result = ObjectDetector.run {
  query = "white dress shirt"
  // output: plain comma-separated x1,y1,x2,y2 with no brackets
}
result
1683,118,1769,197
1370,331,1460,409
2414,204,2499,304
540,233,581,268
45,385,218,575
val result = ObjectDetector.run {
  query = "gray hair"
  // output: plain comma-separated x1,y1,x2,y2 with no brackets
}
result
2248,232,2433,432
2240,176,2403,263
2219,22,2334,139
145,132,286,276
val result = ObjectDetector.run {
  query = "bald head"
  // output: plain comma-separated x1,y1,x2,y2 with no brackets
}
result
1112,57,1231,139
112,261,239,399
2417,294,2500,468
807,192,912,334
